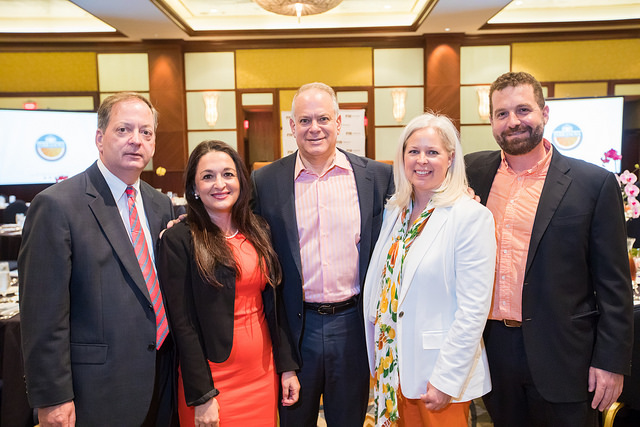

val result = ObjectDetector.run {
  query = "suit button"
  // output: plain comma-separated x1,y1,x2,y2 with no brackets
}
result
399,311,404,318
148,343,155,351
297,312,302,319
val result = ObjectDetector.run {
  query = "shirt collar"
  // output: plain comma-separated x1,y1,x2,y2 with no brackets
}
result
97,158,141,201
500,138,553,176
294,148,352,178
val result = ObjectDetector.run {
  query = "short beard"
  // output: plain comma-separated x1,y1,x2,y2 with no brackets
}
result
494,122,545,156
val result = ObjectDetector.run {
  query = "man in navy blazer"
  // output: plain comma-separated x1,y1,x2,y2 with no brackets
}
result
465,71,633,426
252,82,394,426
19,93,176,426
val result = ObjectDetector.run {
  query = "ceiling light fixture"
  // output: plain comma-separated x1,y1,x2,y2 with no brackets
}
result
253,1,344,23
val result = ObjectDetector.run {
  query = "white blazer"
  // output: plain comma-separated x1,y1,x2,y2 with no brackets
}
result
363,195,496,401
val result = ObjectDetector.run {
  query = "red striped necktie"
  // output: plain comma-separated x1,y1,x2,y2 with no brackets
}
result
125,186,168,349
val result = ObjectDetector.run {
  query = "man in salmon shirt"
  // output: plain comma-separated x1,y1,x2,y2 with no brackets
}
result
466,71,633,427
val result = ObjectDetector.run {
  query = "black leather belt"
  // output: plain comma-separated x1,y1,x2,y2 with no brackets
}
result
304,296,358,315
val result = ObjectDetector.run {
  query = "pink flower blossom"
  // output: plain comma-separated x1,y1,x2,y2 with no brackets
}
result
620,170,638,185
631,204,640,219
628,197,640,208
626,184,640,198
604,149,622,161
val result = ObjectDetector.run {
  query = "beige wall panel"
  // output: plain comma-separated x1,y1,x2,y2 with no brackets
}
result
553,82,608,99
462,85,549,125
0,96,95,111
615,84,640,96
241,93,273,106
236,48,372,89
460,46,511,85
188,131,238,153
375,127,403,161
512,39,640,82
100,92,150,104
98,53,149,92
374,48,424,86
337,91,368,104
460,86,491,125
374,87,424,126
0,52,98,92
460,125,498,154
185,52,235,91
186,91,236,131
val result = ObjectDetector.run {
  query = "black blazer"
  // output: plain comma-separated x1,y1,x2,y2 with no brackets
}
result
465,148,634,402
19,162,174,425
157,221,298,406
251,149,394,361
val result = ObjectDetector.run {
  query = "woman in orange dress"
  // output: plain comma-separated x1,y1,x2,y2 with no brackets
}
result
158,140,300,426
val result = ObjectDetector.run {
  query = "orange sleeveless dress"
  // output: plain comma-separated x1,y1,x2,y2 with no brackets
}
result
178,233,278,426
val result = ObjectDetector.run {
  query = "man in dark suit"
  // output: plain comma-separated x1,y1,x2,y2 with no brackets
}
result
19,93,175,426
251,82,394,426
465,71,633,426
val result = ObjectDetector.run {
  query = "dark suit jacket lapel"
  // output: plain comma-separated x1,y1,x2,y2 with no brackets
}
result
525,149,572,275
85,163,152,304
278,154,304,279
473,151,502,204
344,150,374,284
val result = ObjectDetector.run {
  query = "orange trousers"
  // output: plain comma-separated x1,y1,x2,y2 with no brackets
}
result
397,388,470,427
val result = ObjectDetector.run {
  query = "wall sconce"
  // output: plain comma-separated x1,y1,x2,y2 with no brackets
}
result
476,87,491,121
203,92,220,126
391,89,407,123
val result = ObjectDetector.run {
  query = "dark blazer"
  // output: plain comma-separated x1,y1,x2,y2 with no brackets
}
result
157,221,298,406
18,162,174,426
251,149,394,360
465,148,634,402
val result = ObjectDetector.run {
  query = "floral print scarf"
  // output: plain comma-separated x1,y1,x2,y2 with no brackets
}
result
373,202,434,426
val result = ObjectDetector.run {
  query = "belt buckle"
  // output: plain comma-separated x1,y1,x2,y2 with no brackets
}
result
503,319,522,327
317,304,335,315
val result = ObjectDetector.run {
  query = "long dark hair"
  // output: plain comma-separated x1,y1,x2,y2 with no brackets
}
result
184,140,281,288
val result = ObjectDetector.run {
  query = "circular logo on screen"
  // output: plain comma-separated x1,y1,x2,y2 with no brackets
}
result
551,123,582,150
35,134,67,161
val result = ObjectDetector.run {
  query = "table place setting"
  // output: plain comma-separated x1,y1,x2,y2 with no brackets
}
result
0,223,22,236
0,262,18,319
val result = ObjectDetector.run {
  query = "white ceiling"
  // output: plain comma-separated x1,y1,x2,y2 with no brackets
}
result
0,0,638,42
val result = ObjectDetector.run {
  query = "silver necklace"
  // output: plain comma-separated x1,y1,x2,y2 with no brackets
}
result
224,229,239,239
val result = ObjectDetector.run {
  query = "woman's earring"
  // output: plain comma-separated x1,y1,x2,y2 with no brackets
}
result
194,193,199,200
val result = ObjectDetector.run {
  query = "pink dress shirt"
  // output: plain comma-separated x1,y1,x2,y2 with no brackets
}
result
486,140,553,321
294,149,361,303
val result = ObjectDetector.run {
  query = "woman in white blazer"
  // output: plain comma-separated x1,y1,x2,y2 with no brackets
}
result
363,112,496,427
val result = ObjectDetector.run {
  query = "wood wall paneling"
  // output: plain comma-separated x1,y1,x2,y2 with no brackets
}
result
424,34,463,125
147,45,188,193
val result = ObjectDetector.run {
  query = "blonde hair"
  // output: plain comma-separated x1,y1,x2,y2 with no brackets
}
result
388,112,468,209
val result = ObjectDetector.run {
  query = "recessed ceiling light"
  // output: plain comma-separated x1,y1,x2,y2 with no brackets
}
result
384,4,392,9
444,27,451,31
